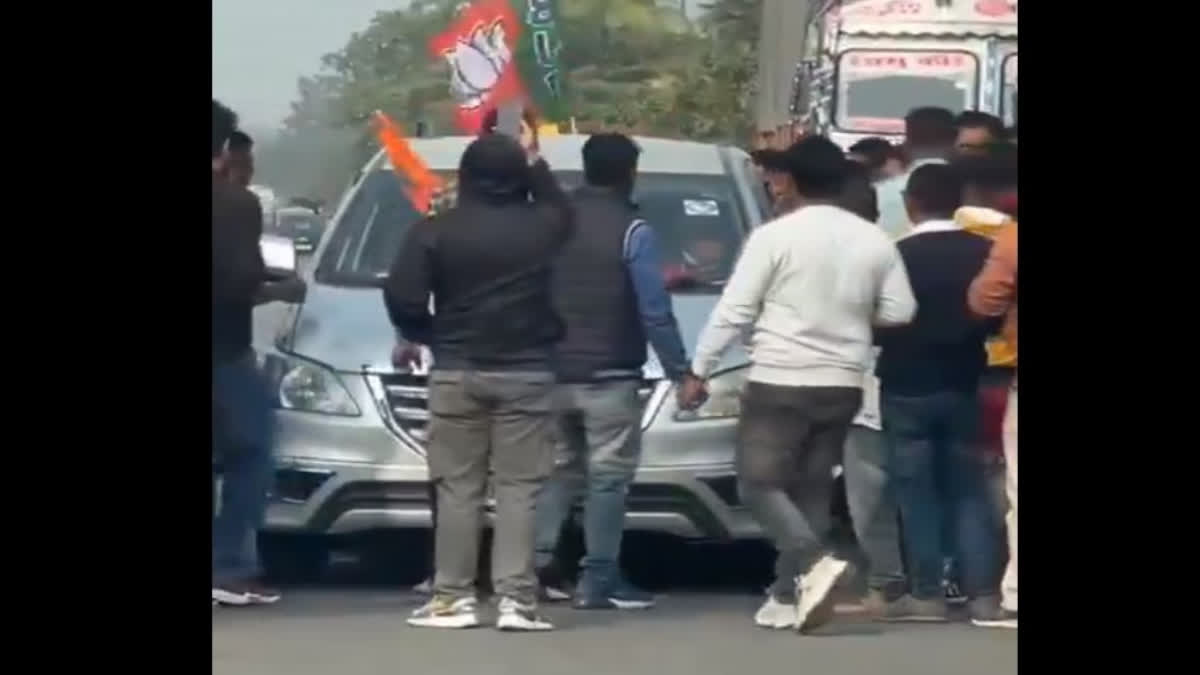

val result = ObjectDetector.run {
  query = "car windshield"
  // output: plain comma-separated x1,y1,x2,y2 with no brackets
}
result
314,168,747,293
836,50,978,134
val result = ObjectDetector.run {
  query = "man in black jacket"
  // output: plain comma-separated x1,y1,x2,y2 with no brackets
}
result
211,99,305,607
875,163,1003,624
384,132,572,632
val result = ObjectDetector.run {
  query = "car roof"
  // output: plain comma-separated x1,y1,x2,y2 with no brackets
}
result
367,134,732,176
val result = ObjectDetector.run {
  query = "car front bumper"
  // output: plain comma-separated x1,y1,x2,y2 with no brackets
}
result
264,401,760,541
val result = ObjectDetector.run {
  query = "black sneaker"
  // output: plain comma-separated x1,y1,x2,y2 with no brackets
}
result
572,577,656,610
943,559,968,605
864,592,949,622
536,565,572,603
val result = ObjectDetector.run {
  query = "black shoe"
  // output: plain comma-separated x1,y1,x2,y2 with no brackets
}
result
572,577,656,611
536,565,573,603
942,559,968,606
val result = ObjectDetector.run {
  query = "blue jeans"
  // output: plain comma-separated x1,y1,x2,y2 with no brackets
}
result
212,352,276,584
882,390,1000,600
534,381,641,592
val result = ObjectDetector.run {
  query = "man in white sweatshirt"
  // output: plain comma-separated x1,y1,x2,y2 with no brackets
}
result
681,136,916,632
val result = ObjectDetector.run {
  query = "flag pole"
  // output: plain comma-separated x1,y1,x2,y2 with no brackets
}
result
496,102,524,139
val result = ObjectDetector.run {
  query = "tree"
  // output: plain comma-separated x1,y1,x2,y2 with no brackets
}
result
259,0,766,198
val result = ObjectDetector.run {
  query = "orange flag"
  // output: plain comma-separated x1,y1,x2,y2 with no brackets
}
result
373,111,443,214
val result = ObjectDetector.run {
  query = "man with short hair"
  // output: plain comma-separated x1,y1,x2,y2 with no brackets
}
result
682,137,916,632
847,137,907,182
876,107,957,239
962,145,1019,630
224,130,255,188
533,133,699,611
211,99,306,607
874,163,1004,625
967,219,1018,631
385,132,573,632
833,165,907,619
750,149,800,216
954,111,1007,158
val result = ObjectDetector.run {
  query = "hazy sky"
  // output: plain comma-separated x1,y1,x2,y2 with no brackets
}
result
213,0,701,131
213,0,407,130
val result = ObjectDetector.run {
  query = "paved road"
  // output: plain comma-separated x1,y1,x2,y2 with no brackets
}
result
213,588,1016,675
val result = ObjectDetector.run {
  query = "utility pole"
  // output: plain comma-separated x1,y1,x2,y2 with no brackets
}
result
753,0,814,137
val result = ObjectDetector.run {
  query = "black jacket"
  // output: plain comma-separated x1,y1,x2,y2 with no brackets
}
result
553,185,646,382
383,136,573,370
212,178,265,364
875,228,996,395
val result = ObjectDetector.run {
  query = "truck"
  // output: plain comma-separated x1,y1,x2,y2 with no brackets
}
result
792,0,1017,149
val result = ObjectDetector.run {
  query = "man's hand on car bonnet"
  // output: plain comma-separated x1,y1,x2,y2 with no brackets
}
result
676,372,709,411
392,343,424,371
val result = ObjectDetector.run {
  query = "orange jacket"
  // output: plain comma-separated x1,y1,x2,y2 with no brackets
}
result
967,218,1018,366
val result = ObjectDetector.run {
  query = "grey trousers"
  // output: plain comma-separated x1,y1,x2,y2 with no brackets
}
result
736,383,862,602
426,370,557,605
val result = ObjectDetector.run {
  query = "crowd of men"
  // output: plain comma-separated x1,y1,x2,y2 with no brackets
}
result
212,97,1017,634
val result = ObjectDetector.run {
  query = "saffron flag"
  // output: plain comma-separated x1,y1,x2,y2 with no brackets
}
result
373,111,442,214
430,0,568,133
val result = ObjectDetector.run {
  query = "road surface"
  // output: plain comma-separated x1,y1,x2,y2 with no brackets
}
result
213,587,1016,675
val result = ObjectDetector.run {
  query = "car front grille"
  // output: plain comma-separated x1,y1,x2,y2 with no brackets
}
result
376,374,659,446
379,373,430,443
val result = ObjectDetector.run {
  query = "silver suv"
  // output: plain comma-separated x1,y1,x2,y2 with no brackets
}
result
260,135,770,551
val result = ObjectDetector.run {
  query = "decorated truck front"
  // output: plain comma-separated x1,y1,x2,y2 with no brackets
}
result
805,0,1017,149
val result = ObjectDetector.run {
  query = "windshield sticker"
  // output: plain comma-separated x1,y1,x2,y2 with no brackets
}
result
683,199,720,216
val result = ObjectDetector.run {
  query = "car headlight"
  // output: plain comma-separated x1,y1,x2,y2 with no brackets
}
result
673,366,749,421
257,352,361,416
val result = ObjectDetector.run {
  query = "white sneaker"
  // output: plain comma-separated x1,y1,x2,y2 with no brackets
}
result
754,595,798,629
407,595,481,629
412,577,433,594
795,555,849,632
496,596,554,632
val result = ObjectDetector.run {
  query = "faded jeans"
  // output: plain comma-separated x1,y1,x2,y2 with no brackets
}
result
842,426,905,597
534,380,641,592
212,351,276,584
882,390,1001,600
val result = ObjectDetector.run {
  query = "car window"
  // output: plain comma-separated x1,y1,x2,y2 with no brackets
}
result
315,167,749,293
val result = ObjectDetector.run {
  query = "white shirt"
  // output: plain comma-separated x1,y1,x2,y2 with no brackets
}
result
875,157,947,240
692,204,917,388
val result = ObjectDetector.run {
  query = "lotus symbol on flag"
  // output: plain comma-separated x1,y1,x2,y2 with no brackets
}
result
444,21,512,110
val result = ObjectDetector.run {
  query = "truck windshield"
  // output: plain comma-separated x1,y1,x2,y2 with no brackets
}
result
314,169,748,292
835,50,978,134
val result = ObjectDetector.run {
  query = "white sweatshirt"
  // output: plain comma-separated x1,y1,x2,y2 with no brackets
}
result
692,205,916,388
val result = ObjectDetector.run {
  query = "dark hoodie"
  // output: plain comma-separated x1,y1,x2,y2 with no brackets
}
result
383,134,573,370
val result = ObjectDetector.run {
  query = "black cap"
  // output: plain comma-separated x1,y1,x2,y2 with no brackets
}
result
750,149,790,172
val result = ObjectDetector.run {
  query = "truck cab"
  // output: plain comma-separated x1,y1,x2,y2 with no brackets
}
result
805,0,1017,149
